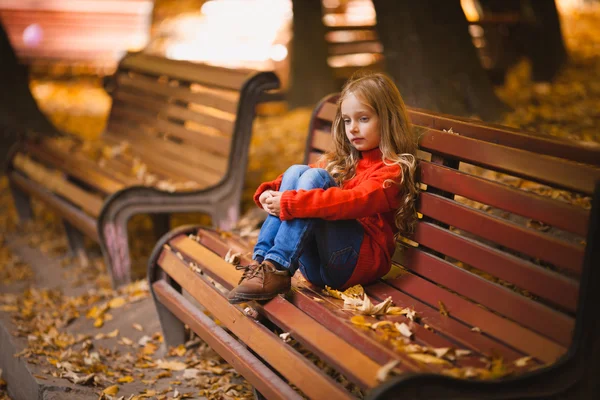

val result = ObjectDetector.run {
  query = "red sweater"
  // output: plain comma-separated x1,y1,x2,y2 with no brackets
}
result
253,148,402,288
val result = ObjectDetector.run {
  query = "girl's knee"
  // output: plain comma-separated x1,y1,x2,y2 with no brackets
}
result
297,168,333,190
284,164,310,178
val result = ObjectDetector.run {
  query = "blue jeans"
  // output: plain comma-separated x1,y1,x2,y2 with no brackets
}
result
254,165,364,289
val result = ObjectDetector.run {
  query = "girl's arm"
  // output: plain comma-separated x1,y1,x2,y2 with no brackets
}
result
252,162,321,209
279,164,402,221
253,174,284,208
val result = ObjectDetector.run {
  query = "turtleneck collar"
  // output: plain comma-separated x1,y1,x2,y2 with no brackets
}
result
360,147,383,165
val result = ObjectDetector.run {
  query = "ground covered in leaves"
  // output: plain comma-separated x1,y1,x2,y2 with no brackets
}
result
2,4,599,400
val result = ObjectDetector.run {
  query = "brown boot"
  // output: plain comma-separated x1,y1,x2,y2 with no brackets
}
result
228,260,291,304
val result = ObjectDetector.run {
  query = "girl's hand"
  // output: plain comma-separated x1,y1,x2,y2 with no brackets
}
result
259,190,273,211
265,191,282,217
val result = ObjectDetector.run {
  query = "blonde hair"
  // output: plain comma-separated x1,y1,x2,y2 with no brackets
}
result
321,71,419,237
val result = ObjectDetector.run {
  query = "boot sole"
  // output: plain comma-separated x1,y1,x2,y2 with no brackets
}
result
228,289,290,304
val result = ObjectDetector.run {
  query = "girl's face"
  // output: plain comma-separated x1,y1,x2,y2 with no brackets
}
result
341,93,381,152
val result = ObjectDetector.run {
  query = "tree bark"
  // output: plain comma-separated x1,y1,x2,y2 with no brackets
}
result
522,0,567,82
373,0,509,122
0,21,58,145
479,0,567,82
288,0,338,109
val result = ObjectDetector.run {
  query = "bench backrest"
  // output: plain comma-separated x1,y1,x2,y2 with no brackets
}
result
306,94,600,364
104,52,279,188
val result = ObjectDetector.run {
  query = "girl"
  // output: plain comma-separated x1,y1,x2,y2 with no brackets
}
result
228,71,419,304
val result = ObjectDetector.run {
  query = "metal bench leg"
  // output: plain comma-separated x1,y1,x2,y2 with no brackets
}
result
63,220,89,267
155,278,188,348
100,217,132,288
9,182,33,223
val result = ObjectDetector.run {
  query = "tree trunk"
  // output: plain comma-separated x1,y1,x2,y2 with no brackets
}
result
288,0,338,109
479,0,567,82
0,23,57,139
521,0,567,82
373,0,509,122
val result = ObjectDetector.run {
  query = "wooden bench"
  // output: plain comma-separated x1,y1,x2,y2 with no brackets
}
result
148,93,600,399
0,0,152,73
6,52,280,288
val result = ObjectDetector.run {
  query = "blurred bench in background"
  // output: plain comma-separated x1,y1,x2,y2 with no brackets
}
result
6,52,280,288
0,0,153,76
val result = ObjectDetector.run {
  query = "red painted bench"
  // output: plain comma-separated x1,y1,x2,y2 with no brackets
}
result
148,94,600,399
6,52,280,288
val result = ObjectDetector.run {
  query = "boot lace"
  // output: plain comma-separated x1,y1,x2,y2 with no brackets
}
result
235,262,275,285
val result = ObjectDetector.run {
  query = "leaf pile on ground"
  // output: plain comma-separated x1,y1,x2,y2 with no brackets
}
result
0,279,254,399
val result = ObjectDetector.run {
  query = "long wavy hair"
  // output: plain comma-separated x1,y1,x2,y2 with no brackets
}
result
321,71,419,237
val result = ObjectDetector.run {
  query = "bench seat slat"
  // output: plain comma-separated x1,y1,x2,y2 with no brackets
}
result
9,172,99,241
385,272,567,363
192,230,536,372
115,72,240,114
420,161,589,237
419,129,599,195
414,222,579,313
105,126,220,186
39,138,143,187
365,282,530,363
193,230,476,371
166,235,396,388
403,248,574,345
157,249,363,398
25,142,125,195
152,281,305,400
13,154,104,217
420,192,584,274
107,120,229,177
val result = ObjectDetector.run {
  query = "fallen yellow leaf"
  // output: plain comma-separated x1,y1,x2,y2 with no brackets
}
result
108,297,126,309
102,385,119,395
408,353,451,365
117,375,134,383
349,315,371,327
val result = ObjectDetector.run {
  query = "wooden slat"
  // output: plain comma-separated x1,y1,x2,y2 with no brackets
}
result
385,271,567,363
167,235,386,388
307,151,323,165
9,172,99,241
109,106,232,157
157,249,357,399
317,101,337,123
119,52,252,91
107,121,226,180
27,142,127,194
402,248,574,345
311,129,335,153
325,30,378,43
419,192,584,274
12,154,103,217
413,222,579,313
192,230,453,373
329,41,383,56
194,230,543,370
419,161,589,237
107,116,229,174
409,109,600,167
418,129,600,195
100,135,207,187
365,282,530,363
112,91,236,135
116,73,240,114
153,281,304,400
